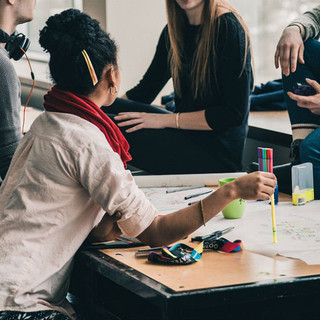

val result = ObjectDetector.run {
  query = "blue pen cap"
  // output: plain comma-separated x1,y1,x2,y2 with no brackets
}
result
274,184,278,205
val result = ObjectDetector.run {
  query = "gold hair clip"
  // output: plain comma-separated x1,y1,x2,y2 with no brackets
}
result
81,49,98,86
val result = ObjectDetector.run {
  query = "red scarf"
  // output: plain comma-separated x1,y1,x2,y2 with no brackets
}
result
43,86,131,167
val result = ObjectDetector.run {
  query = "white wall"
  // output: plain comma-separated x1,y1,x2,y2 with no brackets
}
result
15,0,173,104
106,0,173,98
15,0,320,91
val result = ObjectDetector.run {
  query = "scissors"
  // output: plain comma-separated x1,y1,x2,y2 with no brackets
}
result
191,226,234,242
191,227,235,250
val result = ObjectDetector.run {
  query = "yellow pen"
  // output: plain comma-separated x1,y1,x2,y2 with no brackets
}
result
270,194,277,243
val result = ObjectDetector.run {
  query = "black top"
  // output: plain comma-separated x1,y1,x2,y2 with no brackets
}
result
126,13,253,172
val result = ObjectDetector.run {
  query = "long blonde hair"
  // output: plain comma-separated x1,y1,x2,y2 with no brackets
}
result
165,0,252,99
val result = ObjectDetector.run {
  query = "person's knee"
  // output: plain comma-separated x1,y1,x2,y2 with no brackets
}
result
304,39,320,64
300,135,319,163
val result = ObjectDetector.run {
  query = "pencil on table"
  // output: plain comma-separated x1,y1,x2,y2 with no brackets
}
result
166,185,205,194
184,190,212,200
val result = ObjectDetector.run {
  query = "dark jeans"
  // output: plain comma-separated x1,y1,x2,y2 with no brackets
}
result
282,39,320,198
102,98,244,174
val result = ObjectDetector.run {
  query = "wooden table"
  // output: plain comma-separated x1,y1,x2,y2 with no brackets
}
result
248,110,292,147
71,242,320,320
70,196,320,320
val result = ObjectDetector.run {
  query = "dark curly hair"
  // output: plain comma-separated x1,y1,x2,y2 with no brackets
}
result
39,9,118,95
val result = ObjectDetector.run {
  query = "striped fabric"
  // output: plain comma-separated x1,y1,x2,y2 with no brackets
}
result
0,311,71,320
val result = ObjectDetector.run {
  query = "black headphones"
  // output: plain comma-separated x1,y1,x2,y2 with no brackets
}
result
0,29,30,61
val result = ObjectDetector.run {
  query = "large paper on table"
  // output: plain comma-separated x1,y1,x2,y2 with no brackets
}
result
140,184,320,265
191,200,320,265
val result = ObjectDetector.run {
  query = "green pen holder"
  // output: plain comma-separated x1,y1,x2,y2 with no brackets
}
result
218,178,246,219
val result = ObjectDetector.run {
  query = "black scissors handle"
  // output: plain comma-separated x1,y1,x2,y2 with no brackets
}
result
191,227,234,242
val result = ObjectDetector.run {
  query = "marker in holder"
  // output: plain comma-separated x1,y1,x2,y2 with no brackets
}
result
291,162,314,206
258,147,277,243
258,147,278,204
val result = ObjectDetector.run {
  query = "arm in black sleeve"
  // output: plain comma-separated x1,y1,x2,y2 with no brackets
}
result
126,26,171,104
205,15,253,132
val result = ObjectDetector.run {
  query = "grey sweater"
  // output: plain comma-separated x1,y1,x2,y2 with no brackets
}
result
0,45,22,185
293,5,320,40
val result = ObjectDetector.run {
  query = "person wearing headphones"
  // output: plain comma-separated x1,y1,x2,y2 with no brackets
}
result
0,0,36,185
0,9,276,320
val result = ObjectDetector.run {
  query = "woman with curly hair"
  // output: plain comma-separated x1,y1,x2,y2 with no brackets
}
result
0,8,275,320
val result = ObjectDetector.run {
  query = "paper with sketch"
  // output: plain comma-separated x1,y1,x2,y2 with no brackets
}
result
141,187,320,265
196,200,320,265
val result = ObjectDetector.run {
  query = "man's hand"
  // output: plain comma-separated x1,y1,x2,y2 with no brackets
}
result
274,25,305,76
287,78,320,115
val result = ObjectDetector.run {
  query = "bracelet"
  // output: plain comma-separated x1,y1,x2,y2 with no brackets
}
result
199,199,206,226
287,23,302,34
175,112,181,129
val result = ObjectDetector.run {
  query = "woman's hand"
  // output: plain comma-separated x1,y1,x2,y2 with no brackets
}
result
230,171,277,201
88,211,122,242
137,171,277,248
274,25,305,76
114,112,173,133
287,78,320,115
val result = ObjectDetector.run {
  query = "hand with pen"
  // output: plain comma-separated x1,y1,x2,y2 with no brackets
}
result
231,172,277,201
86,172,276,249
136,171,277,248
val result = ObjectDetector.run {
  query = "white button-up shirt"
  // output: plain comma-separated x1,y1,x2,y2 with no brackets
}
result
0,112,158,319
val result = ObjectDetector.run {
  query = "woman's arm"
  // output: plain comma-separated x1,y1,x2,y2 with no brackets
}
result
88,171,276,246
115,15,253,134
114,110,211,133
88,211,122,242
203,14,252,133
137,171,276,247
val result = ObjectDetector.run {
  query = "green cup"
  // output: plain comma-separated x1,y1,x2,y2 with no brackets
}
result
218,178,246,219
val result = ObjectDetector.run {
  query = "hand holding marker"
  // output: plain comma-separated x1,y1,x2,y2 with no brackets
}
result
258,147,277,243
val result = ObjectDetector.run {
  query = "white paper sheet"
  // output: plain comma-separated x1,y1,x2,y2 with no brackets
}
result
141,187,214,215
203,200,320,265
141,186,320,265
135,172,246,187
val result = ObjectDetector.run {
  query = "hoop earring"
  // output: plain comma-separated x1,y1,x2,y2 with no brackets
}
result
110,85,118,95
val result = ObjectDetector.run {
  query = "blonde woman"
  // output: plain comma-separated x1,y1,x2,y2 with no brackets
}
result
104,0,253,174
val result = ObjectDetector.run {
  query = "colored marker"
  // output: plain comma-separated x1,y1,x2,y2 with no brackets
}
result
258,147,277,243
